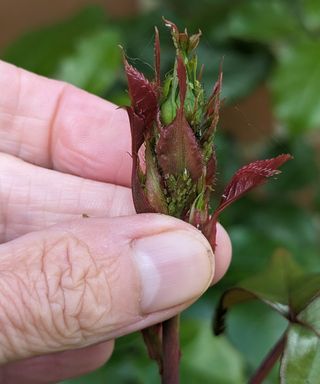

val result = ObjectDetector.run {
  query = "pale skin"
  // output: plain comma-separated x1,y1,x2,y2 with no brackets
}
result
0,60,232,383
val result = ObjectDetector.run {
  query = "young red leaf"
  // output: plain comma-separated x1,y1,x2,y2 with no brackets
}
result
154,27,161,90
145,142,168,214
127,107,156,214
163,18,180,49
156,112,204,181
205,150,217,186
202,69,223,142
202,154,293,250
127,106,144,150
124,59,158,129
177,55,187,106
214,154,293,217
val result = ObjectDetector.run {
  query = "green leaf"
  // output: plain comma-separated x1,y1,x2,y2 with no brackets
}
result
280,324,320,384
292,0,320,35
298,297,320,335
214,250,301,335
227,300,287,377
2,7,106,77
271,41,320,133
181,320,246,384
291,276,320,314
223,0,299,42
55,28,121,95
214,251,320,335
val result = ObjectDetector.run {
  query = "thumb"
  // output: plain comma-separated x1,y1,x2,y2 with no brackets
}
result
0,214,214,363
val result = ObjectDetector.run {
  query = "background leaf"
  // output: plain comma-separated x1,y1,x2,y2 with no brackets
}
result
221,0,299,42
3,7,107,77
55,28,122,96
298,297,320,334
271,41,320,133
214,250,303,334
280,324,320,384
180,320,246,384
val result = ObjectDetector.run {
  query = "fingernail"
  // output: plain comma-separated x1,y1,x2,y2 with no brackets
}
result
132,229,214,314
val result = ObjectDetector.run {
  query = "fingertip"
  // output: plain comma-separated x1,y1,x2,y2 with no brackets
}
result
0,341,115,384
212,223,232,284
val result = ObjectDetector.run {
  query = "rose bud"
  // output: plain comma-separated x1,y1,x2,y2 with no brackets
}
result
124,19,292,250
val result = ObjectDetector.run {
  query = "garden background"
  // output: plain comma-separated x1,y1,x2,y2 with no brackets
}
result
1,0,319,382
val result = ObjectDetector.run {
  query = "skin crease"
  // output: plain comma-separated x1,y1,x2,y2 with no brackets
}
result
0,60,232,383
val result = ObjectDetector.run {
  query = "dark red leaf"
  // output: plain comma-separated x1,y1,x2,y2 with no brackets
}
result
206,150,217,186
163,18,180,49
156,111,204,181
203,69,223,142
145,142,168,214
127,106,144,151
154,27,161,89
202,154,293,250
127,107,156,214
177,54,187,107
215,154,293,216
202,218,218,251
156,53,203,180
124,59,158,129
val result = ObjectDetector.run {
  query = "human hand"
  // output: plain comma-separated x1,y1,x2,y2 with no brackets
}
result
0,60,232,383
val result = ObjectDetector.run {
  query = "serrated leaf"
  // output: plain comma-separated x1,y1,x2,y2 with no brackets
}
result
145,142,168,214
156,107,204,181
202,69,222,142
127,107,155,214
214,154,292,217
205,154,292,249
124,60,158,129
280,324,320,384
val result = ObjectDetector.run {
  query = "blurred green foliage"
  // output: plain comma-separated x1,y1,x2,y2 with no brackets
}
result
2,0,320,382
214,252,320,383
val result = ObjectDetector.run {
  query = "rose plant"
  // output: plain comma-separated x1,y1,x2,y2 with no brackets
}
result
124,19,291,384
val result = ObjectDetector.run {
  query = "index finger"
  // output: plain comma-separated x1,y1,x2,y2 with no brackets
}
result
0,60,132,186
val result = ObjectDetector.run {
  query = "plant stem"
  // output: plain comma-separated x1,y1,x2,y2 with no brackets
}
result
249,332,287,384
162,315,181,384
142,325,163,372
